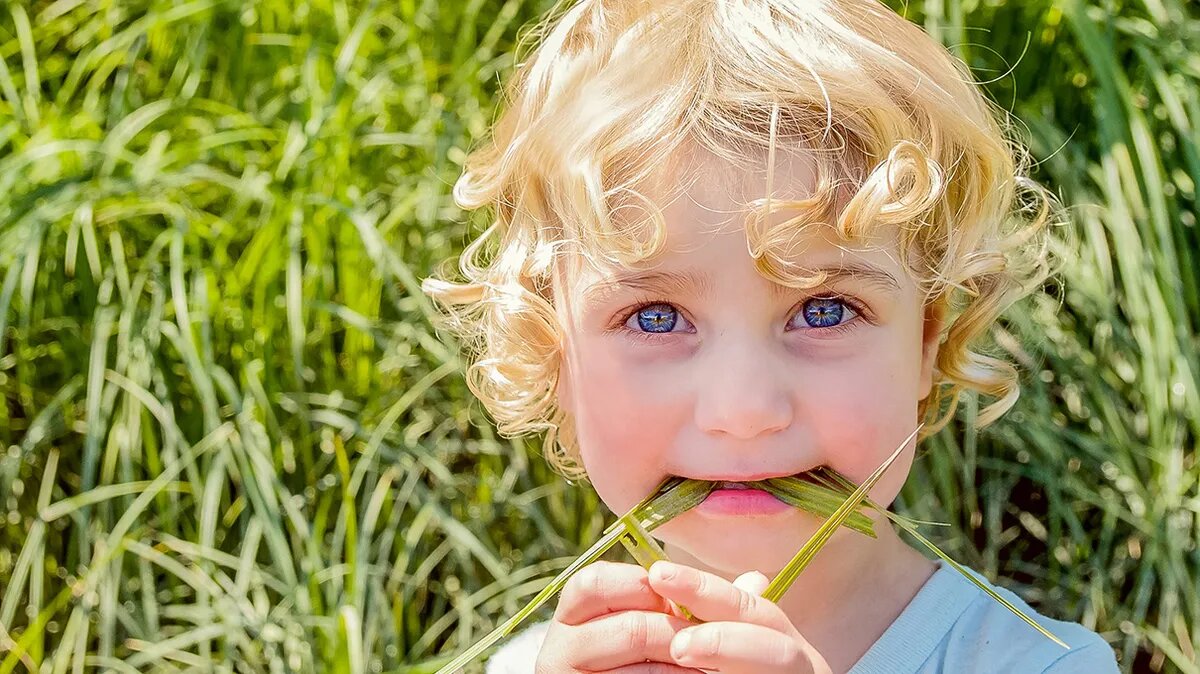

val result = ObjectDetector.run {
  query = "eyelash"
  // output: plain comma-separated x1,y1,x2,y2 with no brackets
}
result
611,294,871,344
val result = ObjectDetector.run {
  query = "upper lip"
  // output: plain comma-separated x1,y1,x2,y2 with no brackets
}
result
684,472,798,484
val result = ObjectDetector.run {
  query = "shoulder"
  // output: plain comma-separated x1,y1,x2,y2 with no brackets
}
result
1038,635,1121,673
937,565,1119,673
484,620,551,674
850,560,1119,674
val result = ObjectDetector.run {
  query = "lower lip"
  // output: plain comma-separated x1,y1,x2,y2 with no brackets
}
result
694,488,793,517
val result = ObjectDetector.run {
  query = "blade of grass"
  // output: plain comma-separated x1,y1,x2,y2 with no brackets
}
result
433,478,717,673
431,520,632,674
762,424,922,603
756,476,878,537
818,463,1069,648
617,511,698,622
618,512,669,569
893,516,1069,649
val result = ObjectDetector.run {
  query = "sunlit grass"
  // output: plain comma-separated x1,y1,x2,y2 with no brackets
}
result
0,0,1196,672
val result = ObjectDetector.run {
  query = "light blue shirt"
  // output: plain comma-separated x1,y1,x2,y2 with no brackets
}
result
849,559,1118,673
484,559,1119,673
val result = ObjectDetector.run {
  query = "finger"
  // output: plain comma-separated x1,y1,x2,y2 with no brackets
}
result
732,570,770,597
647,561,793,633
556,561,675,626
670,621,816,673
549,611,695,670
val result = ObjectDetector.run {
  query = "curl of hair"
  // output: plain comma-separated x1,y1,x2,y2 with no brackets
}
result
421,0,1068,482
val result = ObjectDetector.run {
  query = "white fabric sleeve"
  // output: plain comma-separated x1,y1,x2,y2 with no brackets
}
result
484,620,551,674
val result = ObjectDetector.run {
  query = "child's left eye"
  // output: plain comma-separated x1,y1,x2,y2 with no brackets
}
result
787,297,860,330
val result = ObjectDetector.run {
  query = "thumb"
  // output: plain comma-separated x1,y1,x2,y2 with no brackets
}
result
732,570,770,597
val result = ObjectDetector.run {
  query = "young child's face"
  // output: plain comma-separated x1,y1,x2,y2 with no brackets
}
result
553,142,943,577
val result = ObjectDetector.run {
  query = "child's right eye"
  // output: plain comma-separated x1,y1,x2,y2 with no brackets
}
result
623,302,696,339
609,298,696,340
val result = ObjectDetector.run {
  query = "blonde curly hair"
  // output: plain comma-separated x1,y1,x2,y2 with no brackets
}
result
421,0,1065,482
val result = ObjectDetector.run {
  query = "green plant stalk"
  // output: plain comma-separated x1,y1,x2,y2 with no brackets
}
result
617,513,699,621
760,434,1066,648
433,478,719,674
753,475,878,537
432,519,632,674
436,425,1066,673
619,513,670,568
434,473,878,672
617,473,877,624
815,469,1069,649
761,424,921,602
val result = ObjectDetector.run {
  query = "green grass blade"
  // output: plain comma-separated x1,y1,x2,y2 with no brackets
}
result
756,476,878,537
891,512,1069,649
603,476,688,535
619,512,669,568
618,512,699,622
432,523,630,673
636,479,717,533
817,464,1067,648
334,605,366,674
762,425,922,603
434,478,718,672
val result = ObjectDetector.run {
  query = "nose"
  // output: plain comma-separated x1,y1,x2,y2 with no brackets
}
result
692,335,793,440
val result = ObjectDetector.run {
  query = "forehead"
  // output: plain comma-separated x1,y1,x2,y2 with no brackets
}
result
645,139,825,228
557,140,901,290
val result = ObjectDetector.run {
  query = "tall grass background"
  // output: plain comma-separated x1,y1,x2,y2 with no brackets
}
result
0,0,1195,671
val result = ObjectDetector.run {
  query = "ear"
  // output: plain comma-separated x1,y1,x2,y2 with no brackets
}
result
918,301,945,400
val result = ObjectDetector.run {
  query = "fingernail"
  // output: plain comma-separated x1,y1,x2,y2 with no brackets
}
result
672,631,691,658
734,569,769,595
653,562,676,581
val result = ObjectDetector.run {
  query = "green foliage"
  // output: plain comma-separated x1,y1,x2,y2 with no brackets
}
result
0,0,1196,672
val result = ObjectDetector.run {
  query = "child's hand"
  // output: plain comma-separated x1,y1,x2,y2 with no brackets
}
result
535,560,702,673
646,560,834,674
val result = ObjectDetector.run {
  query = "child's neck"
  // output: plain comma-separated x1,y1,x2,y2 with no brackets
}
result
665,523,937,674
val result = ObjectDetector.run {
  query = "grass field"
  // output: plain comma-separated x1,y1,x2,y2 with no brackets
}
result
0,0,1197,672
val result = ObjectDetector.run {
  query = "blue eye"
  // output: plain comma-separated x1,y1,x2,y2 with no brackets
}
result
619,296,862,339
798,297,856,328
633,303,682,333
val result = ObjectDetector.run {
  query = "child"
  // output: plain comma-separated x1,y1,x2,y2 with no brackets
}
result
421,0,1119,671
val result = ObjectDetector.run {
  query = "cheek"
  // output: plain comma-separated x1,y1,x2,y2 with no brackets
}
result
565,341,683,514
800,338,924,500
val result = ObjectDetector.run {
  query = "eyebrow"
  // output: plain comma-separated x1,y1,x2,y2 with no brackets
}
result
582,263,902,305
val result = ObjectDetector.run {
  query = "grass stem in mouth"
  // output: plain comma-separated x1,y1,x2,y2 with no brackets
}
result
434,424,1064,672
761,424,922,603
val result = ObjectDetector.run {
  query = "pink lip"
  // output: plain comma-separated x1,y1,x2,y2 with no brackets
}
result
694,488,793,517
